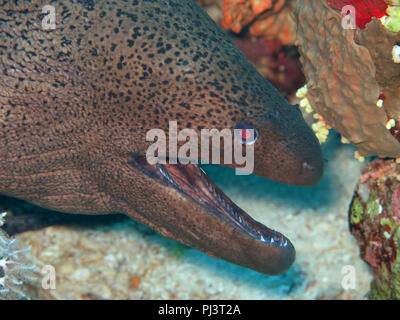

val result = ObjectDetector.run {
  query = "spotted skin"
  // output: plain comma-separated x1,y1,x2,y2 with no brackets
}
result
0,0,323,275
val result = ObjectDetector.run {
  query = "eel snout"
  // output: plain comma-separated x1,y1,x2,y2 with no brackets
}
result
128,155,295,275
248,105,324,187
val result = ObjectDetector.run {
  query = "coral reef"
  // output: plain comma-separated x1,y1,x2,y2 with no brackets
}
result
349,159,400,299
197,0,304,97
0,212,37,299
293,0,400,158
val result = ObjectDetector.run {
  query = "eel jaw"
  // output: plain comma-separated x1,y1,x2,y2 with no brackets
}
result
128,155,295,275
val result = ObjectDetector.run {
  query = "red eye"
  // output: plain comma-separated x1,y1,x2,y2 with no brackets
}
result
234,122,258,145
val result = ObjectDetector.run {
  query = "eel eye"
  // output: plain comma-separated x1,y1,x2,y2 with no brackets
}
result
234,122,258,145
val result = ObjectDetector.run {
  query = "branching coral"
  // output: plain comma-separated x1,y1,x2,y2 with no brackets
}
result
0,212,36,300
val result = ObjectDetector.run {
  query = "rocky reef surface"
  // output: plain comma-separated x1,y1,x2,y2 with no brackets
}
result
350,159,400,299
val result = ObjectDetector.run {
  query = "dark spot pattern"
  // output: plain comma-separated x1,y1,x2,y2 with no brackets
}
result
0,0,322,276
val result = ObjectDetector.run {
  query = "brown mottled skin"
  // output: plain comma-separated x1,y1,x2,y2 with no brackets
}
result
0,0,323,275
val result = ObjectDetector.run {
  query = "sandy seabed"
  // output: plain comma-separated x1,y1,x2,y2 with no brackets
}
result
17,132,373,300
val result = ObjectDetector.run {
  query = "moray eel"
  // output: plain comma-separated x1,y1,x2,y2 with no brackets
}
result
0,0,323,275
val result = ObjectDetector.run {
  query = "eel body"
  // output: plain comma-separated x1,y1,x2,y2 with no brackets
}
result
0,0,323,275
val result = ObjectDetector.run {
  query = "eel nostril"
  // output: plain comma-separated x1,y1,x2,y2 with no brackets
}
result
264,111,279,121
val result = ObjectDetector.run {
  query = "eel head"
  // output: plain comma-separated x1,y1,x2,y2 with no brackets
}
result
0,0,323,276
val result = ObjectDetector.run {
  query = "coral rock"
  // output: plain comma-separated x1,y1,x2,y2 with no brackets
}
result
293,0,400,157
349,159,400,299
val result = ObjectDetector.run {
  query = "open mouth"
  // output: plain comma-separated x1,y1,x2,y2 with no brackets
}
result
128,155,291,248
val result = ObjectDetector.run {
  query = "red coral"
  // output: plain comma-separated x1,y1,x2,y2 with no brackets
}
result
327,0,388,28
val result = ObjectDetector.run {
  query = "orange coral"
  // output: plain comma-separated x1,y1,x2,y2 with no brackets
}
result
221,0,296,45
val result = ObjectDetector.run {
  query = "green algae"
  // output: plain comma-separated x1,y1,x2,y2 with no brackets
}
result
350,197,364,224
365,190,382,219
381,3,400,32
